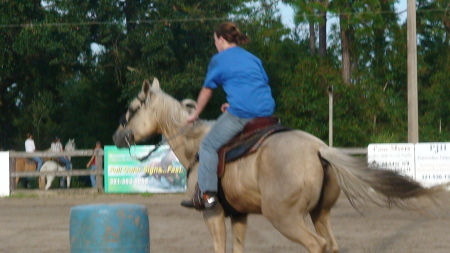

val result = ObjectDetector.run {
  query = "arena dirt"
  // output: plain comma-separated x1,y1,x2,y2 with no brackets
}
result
0,189,449,253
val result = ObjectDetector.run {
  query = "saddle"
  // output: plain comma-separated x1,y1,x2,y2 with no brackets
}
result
214,116,291,216
217,116,291,177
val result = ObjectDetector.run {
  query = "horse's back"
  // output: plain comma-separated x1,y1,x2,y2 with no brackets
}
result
223,130,328,213
15,158,37,172
41,160,59,172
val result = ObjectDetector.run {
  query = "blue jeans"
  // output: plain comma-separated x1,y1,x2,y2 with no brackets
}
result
58,157,71,170
198,112,253,193
89,165,97,187
32,157,43,171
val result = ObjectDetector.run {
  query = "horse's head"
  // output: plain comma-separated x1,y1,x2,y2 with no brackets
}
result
65,139,76,151
113,78,172,147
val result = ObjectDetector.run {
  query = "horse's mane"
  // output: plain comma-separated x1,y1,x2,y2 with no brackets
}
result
151,88,211,140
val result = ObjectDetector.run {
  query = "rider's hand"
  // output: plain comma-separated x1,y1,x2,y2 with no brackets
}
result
221,103,230,112
187,111,198,123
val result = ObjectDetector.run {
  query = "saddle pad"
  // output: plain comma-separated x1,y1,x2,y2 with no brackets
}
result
217,124,291,177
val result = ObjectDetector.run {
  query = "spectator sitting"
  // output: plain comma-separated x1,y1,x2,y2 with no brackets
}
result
50,136,72,171
24,133,43,171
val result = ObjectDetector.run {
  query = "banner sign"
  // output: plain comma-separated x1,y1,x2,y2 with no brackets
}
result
368,142,450,187
104,145,186,193
368,143,415,179
415,143,450,187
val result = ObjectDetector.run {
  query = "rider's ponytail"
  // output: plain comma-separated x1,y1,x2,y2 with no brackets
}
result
214,21,250,46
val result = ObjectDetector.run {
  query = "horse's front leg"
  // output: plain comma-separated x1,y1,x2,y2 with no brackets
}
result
203,205,227,253
231,214,248,253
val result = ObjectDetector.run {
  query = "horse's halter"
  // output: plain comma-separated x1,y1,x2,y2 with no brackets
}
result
120,94,147,129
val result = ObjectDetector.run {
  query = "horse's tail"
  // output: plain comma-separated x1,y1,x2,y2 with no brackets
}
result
318,146,450,210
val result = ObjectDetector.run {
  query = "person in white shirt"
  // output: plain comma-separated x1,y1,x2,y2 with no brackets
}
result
24,133,43,171
50,136,71,171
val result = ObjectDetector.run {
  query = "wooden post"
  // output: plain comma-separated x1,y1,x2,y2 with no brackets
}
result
328,85,334,147
9,158,16,190
407,0,419,143
95,152,104,193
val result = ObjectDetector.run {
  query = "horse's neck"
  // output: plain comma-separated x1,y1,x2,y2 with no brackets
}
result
154,94,207,169
161,122,206,170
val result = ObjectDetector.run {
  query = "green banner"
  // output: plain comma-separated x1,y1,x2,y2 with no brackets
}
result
104,145,187,193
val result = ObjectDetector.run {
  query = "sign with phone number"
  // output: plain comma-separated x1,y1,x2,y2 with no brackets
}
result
368,142,450,187
104,145,187,193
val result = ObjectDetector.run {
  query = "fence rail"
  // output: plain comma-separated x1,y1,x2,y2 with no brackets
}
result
9,149,104,192
8,147,367,193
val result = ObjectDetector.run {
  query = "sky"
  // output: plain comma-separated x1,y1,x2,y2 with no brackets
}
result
278,0,409,28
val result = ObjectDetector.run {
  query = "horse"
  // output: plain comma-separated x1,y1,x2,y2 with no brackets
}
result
14,158,45,189
39,160,69,190
62,139,76,188
113,78,449,253
14,139,76,190
65,139,76,153
44,138,76,189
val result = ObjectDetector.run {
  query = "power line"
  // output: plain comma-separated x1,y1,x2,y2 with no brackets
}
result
0,8,447,28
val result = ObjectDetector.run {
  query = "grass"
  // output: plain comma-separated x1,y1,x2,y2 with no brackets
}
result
5,192,39,198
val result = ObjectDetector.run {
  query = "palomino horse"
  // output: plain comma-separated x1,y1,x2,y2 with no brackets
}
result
113,78,449,253
14,158,45,189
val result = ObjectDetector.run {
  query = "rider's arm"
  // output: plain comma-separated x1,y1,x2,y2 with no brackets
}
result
187,87,213,123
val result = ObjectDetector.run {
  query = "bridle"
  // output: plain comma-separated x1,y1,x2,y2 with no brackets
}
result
119,93,199,170
119,94,147,130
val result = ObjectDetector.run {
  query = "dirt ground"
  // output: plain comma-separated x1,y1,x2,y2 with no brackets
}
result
0,189,449,253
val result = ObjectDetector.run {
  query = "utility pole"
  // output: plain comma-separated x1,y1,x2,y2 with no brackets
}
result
328,86,333,147
407,0,419,143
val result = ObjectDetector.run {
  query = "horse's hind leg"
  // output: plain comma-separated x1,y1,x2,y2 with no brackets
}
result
310,209,338,253
266,210,327,253
45,176,54,190
230,214,248,253
310,166,341,253
39,176,46,190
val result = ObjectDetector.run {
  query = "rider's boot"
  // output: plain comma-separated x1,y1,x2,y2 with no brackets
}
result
181,185,218,210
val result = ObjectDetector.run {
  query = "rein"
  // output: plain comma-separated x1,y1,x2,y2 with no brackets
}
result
126,121,200,163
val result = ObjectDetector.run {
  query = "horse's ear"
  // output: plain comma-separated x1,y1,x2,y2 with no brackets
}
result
181,99,197,114
142,79,151,95
142,77,160,96
151,77,160,89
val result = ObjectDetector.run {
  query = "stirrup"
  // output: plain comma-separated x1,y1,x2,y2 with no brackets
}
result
180,199,195,208
180,185,218,210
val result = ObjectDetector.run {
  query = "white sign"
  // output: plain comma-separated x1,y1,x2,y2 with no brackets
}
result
415,143,450,187
0,152,10,197
368,143,415,179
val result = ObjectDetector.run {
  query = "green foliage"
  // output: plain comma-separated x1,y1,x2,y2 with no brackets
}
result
1,0,450,152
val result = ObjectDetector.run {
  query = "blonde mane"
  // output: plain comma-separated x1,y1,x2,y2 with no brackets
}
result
151,88,210,141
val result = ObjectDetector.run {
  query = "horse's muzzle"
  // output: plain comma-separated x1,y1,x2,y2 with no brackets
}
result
112,129,134,148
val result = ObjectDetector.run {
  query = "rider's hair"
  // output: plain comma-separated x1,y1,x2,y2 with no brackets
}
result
214,21,250,46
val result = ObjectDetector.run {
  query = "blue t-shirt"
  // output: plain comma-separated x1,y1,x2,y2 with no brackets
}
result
203,47,275,118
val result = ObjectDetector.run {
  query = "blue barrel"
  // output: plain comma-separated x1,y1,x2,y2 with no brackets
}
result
70,204,150,253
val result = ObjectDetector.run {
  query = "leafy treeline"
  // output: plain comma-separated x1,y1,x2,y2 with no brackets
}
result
0,0,449,151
